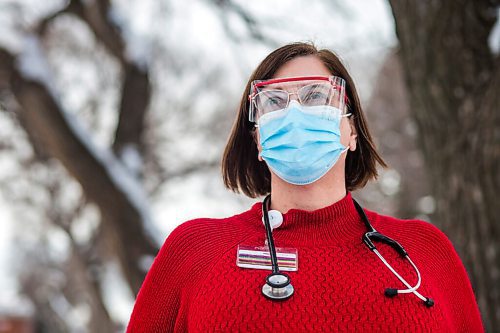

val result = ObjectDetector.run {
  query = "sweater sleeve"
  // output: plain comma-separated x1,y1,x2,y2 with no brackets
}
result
413,221,485,332
126,223,191,333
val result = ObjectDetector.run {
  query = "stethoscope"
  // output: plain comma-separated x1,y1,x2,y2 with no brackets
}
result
261,194,435,307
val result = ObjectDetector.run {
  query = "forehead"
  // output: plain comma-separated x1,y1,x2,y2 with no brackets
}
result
273,55,332,79
252,75,334,88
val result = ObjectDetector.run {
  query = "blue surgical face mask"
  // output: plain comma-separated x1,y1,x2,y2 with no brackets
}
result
258,101,350,185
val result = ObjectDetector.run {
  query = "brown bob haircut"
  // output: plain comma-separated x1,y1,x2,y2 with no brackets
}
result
222,42,387,198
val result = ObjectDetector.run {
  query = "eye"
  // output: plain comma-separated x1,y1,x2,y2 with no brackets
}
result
267,96,285,106
256,91,288,112
300,84,330,106
306,92,328,101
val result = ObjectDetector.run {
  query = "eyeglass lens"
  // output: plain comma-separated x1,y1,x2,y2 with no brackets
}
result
254,83,339,115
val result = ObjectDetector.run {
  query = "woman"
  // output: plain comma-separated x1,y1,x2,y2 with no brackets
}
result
127,43,484,332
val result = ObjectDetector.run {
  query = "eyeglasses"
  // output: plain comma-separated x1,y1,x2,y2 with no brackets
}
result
248,76,349,123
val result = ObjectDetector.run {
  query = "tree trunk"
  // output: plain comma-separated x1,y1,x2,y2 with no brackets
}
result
388,1,500,331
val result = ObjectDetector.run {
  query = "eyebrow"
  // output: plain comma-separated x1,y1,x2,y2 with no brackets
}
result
262,81,326,91
255,76,329,87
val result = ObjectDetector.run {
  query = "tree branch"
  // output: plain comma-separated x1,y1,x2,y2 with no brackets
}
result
0,46,157,295
67,0,152,161
70,0,125,63
211,0,279,46
112,64,151,158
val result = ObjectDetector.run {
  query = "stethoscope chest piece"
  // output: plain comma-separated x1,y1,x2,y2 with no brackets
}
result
262,272,294,300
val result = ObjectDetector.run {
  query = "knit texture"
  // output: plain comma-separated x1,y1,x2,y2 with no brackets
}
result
127,193,484,332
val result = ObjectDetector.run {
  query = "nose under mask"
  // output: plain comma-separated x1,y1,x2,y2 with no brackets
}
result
258,101,349,185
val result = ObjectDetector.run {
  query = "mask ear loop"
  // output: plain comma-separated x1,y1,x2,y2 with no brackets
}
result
339,112,352,153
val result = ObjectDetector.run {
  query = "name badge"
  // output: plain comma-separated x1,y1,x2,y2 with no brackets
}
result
236,245,298,271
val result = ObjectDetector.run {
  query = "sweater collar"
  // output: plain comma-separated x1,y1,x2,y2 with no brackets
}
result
248,192,366,245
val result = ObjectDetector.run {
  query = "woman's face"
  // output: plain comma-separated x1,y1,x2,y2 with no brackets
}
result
255,55,357,160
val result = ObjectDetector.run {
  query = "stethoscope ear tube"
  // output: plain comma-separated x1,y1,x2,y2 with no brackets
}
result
364,231,408,257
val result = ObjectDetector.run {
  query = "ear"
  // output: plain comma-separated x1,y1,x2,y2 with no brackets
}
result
348,118,357,151
252,127,264,161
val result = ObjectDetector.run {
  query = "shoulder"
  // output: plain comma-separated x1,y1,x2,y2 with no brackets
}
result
166,209,258,246
365,209,447,239
364,209,457,259
155,208,259,270
363,209,471,286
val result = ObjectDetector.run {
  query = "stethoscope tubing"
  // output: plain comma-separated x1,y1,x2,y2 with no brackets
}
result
261,194,434,307
262,195,279,274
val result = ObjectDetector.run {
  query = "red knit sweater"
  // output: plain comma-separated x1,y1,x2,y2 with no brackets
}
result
127,193,484,332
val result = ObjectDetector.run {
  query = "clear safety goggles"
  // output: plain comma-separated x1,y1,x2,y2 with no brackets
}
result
248,76,349,123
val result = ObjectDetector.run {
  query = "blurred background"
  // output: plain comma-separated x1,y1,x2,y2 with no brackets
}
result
0,0,498,332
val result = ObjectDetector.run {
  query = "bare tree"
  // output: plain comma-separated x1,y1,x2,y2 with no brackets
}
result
0,0,158,297
0,0,163,329
0,0,255,328
388,1,500,330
